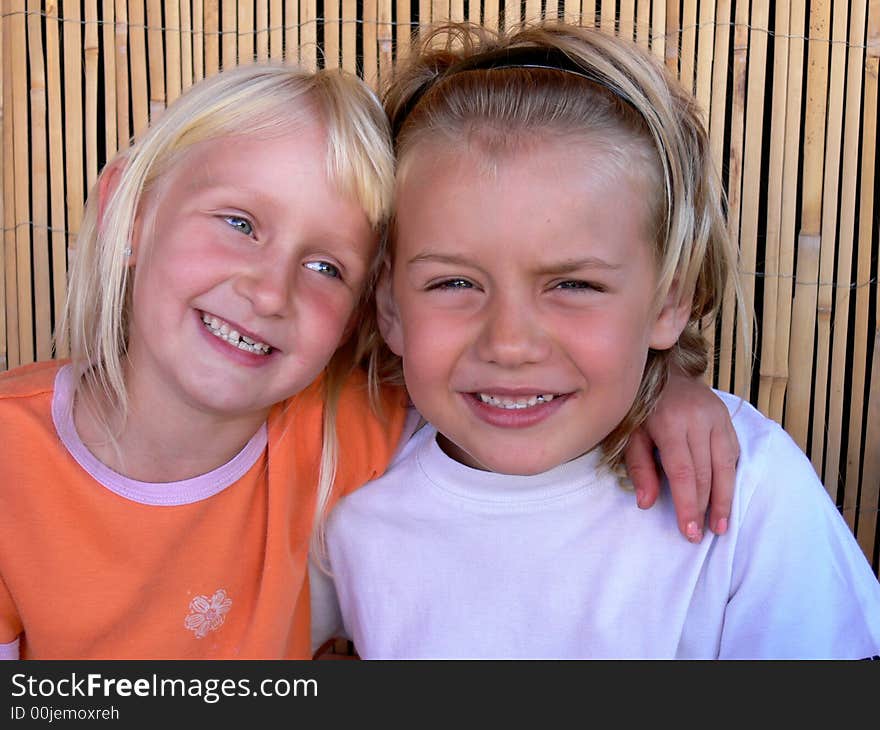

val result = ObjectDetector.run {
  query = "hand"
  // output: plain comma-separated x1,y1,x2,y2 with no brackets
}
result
622,372,739,543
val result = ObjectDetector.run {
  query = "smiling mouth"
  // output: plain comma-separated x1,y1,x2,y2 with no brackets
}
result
201,312,272,355
476,393,558,410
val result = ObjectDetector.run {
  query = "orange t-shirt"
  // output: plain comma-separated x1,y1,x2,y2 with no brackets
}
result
0,360,405,659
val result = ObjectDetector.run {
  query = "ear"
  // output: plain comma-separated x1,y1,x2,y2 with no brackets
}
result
375,261,404,356
648,282,693,351
97,156,139,266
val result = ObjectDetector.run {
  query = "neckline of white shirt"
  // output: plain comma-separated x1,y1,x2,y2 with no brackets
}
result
413,423,610,505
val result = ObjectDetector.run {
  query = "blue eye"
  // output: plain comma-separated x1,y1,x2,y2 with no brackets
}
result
555,280,602,292
223,215,253,236
429,278,474,290
305,260,341,279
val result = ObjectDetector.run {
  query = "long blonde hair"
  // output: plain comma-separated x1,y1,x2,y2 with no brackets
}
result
58,62,395,547
367,21,745,466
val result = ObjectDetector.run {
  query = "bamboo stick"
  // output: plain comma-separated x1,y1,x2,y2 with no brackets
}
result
147,0,167,119
129,0,149,134
787,0,830,453
485,0,499,33
302,0,318,70
12,0,31,365
419,0,430,37
557,0,571,27
599,0,612,31
855,0,880,562
325,0,340,68
193,0,204,81
256,0,269,60
222,0,237,68
704,0,732,385
238,0,255,63
102,0,118,158
636,0,650,49
430,0,444,39
695,1,715,138
810,2,848,483
378,0,394,89
582,1,596,28
206,0,220,75
2,4,17,369
398,0,413,62
506,0,520,32
524,0,540,25
342,0,355,73
286,0,300,66
270,0,282,61
363,0,377,87
757,0,790,418
718,0,748,393
166,0,182,100
734,0,769,401
27,0,50,361
182,0,194,88
114,0,131,145
45,0,67,356
651,0,664,60
618,0,635,41
63,0,85,301
859,333,880,566
847,0,879,535
452,0,464,24
664,0,679,73
824,0,868,501
768,1,807,423
680,0,696,91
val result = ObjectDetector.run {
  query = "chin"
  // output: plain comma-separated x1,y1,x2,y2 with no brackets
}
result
474,453,562,476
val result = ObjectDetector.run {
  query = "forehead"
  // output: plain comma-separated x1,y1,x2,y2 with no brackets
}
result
400,128,657,198
395,134,656,230
392,137,658,271
171,120,328,184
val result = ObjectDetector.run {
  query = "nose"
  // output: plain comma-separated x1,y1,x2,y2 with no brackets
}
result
233,256,294,318
474,295,551,367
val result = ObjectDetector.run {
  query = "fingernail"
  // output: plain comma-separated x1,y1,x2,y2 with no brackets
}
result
686,521,702,543
636,489,646,508
715,517,728,535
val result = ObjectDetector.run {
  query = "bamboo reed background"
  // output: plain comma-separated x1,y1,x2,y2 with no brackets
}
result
1,1,878,572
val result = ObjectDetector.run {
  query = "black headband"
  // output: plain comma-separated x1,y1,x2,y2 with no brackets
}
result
390,45,637,142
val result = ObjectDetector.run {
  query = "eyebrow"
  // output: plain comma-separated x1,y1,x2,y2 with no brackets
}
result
407,253,623,274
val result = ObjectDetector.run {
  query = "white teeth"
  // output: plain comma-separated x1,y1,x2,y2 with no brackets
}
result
478,393,555,409
201,312,270,355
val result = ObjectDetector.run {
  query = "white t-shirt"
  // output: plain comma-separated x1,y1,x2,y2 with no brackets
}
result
312,392,880,659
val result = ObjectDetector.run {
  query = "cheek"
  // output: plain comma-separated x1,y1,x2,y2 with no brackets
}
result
302,288,359,350
563,312,651,377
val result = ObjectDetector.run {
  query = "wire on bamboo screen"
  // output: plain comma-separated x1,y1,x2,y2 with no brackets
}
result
1,1,878,572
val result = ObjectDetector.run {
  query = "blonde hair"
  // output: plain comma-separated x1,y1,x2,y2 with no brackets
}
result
368,21,745,467
58,62,395,551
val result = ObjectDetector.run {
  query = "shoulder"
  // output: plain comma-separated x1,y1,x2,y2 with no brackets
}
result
327,423,432,538
0,361,64,431
712,391,839,533
0,360,64,401
270,368,409,493
713,390,808,483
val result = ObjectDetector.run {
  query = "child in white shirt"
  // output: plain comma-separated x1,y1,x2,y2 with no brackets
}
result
312,21,880,659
